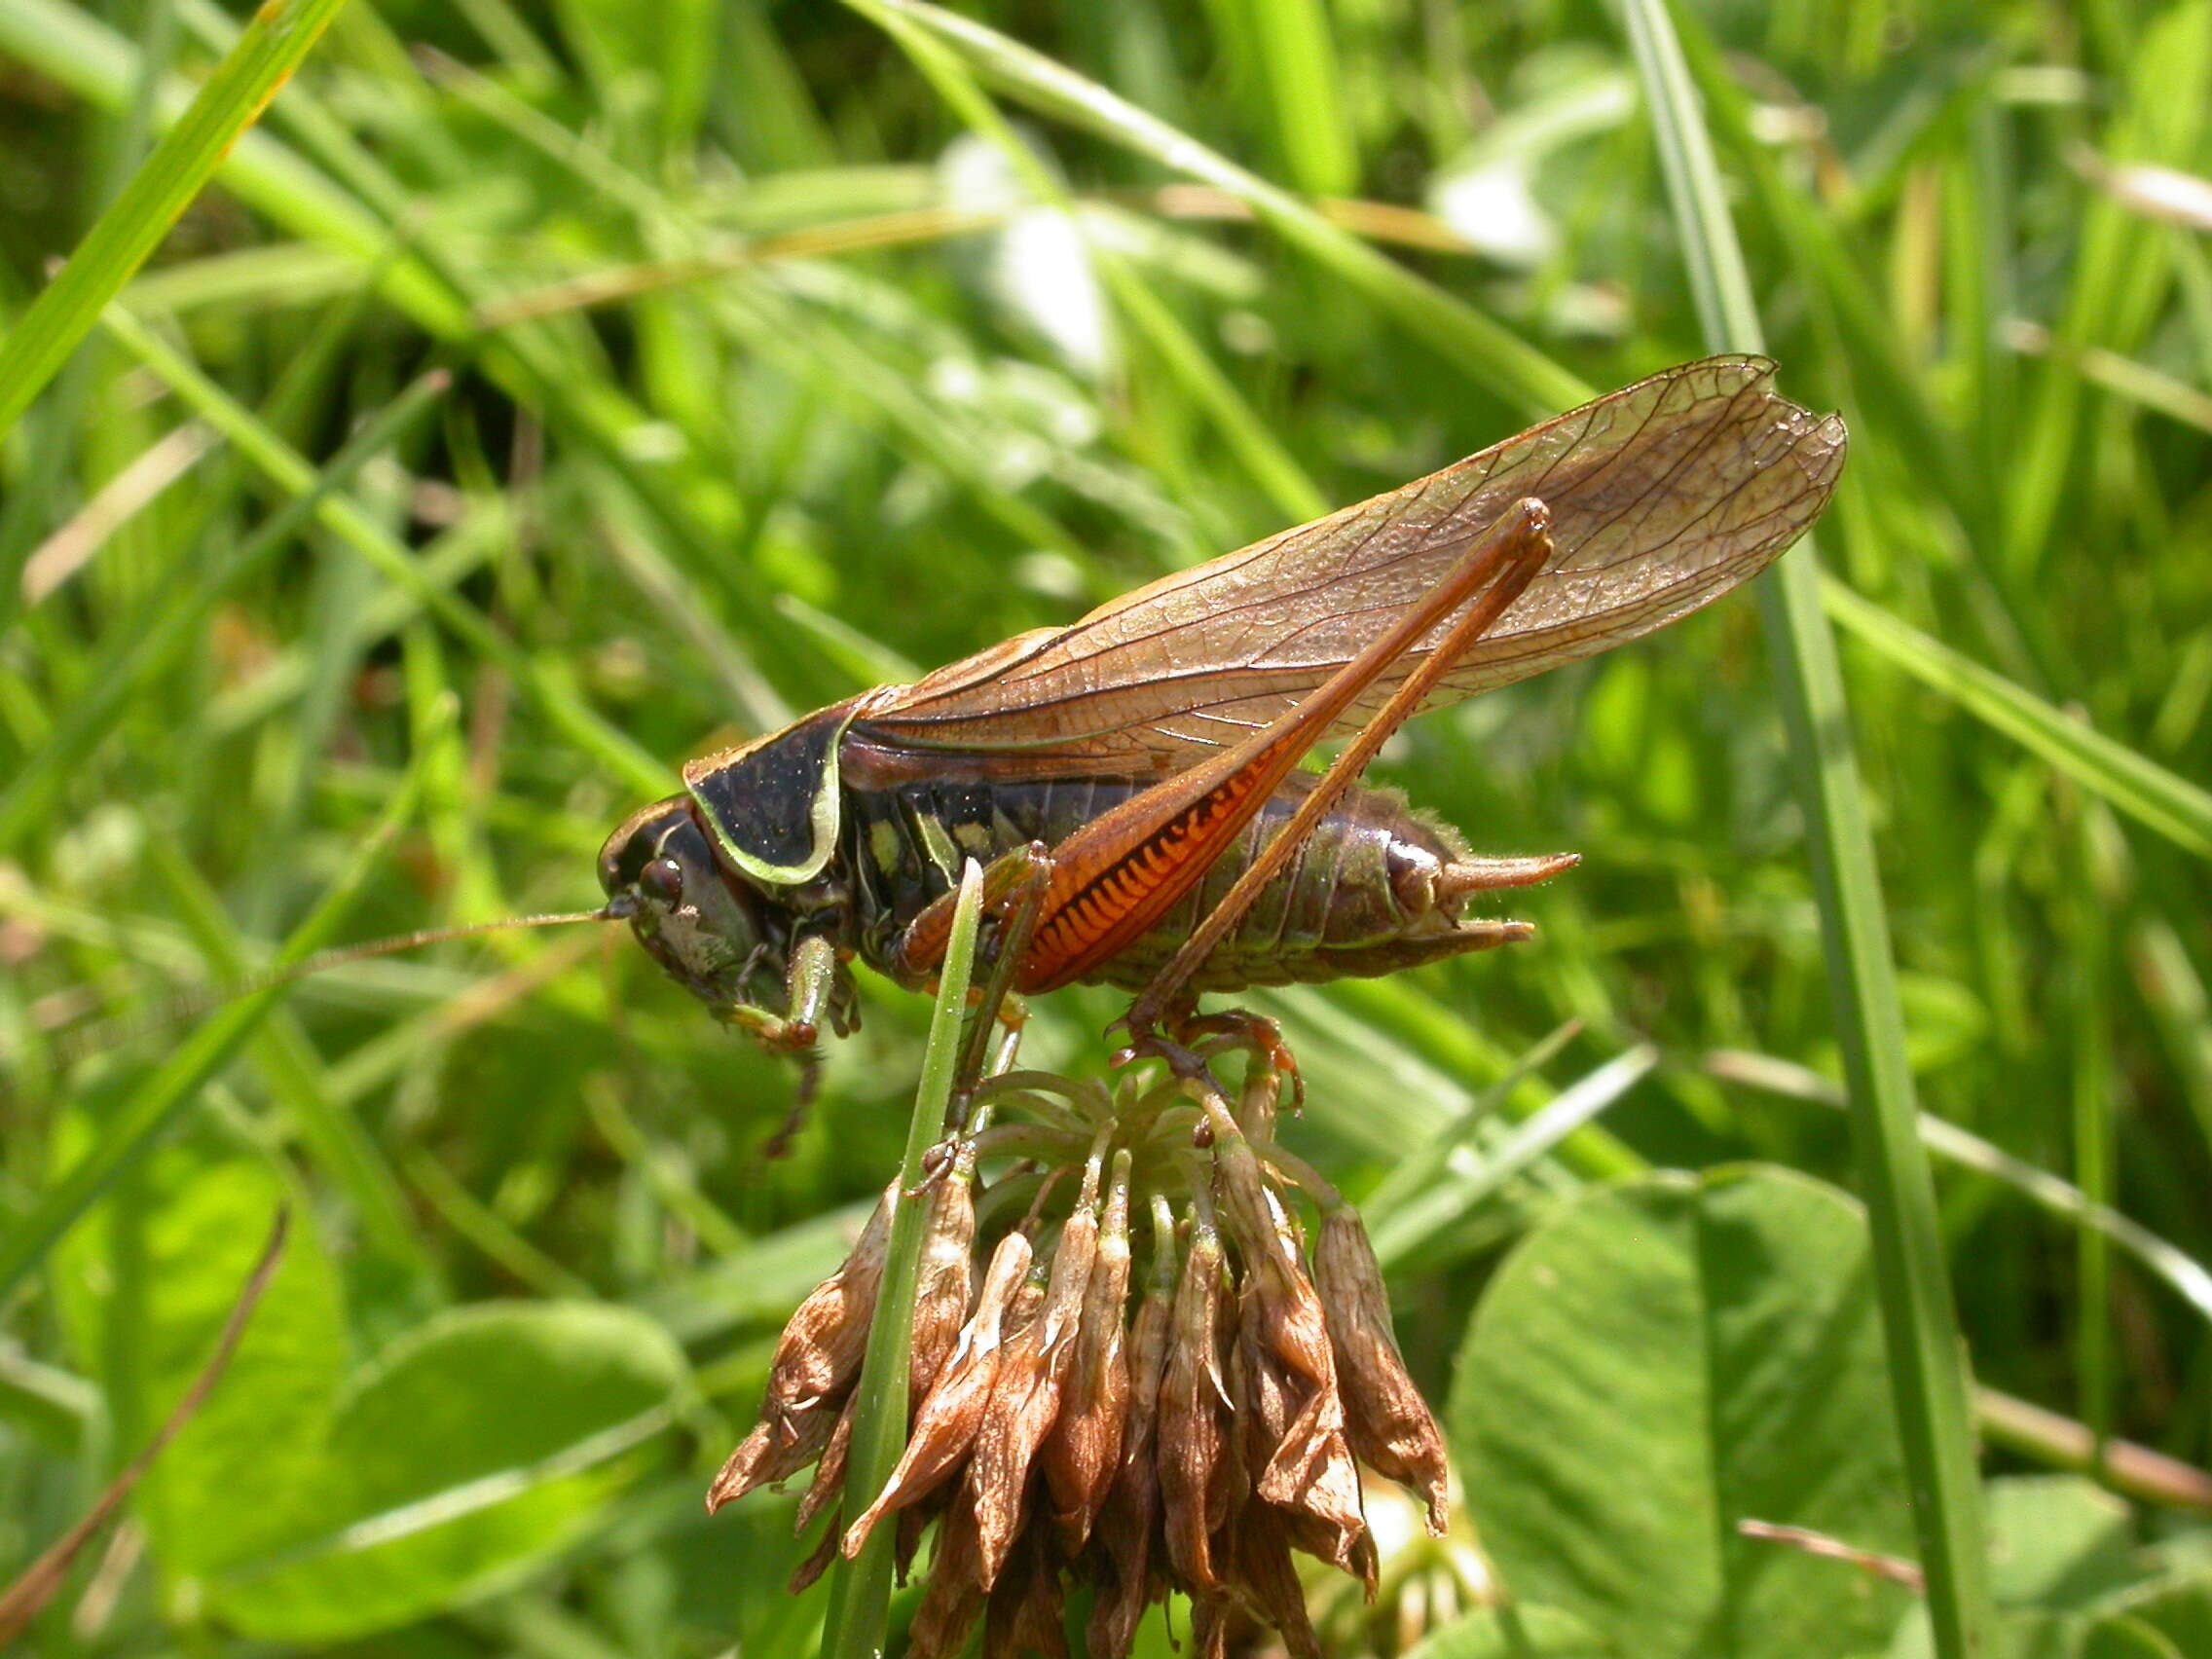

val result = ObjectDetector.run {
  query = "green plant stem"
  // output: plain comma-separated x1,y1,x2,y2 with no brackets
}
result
1618,2,1995,1655
818,860,986,1659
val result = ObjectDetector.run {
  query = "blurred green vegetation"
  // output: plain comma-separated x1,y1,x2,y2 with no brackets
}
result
2,0,2209,1654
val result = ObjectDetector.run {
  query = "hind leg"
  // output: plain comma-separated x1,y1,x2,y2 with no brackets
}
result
1168,1005,1304,1118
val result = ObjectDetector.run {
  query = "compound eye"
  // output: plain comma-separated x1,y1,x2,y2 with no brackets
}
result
640,858,685,903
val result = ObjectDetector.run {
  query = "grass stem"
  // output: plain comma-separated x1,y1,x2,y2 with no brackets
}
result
1619,1,1996,1652
817,860,987,1659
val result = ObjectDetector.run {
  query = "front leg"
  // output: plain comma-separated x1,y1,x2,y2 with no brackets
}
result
726,933,841,1160
724,932,840,1055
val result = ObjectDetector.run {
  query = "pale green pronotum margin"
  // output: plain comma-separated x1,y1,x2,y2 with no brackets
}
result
1620,0,1996,1653
819,859,987,1659
0,0,355,626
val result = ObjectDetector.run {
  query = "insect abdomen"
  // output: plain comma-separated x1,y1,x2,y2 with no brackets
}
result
843,770,1508,994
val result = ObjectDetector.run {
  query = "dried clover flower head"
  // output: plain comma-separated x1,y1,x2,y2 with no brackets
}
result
1315,1200,1451,1534
708,1056,1458,1658
706,1179,894,1513
1042,1148,1132,1549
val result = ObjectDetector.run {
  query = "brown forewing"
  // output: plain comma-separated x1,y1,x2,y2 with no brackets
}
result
852,355,1845,772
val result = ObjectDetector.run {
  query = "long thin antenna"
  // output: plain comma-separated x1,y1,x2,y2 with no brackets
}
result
22,903,633,1069
245,905,629,990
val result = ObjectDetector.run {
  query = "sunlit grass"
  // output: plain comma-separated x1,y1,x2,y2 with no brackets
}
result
3,0,2209,1654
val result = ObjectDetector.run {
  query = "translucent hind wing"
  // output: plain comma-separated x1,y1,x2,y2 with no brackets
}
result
857,355,1845,770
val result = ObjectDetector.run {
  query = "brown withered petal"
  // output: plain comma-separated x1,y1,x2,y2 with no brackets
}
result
800,1157,980,1533
1346,1523,1380,1600
706,1399,836,1512
1271,1481,1382,1599
787,1513,840,1595
907,1488,989,1659
1233,1504,1323,1659
841,1230,1033,1559
911,1145,980,1398
705,1180,897,1513
1198,1090,1282,1270
770,1180,895,1404
1242,1272,1365,1564
1044,1150,1132,1549
1210,1112,1366,1563
1235,1284,1290,1456
1190,1596,1234,1659
795,1399,854,1531
1002,1271,1046,1340
1087,1199,1177,1659
1158,1222,1230,1593
970,1163,1102,1586
982,1522,1070,1659
1314,1202,1451,1535
1232,1292,1365,1594
896,1496,937,1586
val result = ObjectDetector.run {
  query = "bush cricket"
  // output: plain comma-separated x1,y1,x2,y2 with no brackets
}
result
596,354,1845,1096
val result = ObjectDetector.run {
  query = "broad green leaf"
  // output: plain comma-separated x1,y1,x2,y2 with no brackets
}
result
2142,1530,2212,1581
2079,1616,2184,1659
1891,1608,2104,1659
207,1302,688,1641
47,1121,686,1638
1983,1476,2142,1610
1889,1476,2155,1659
2088,1576,2212,1656
1450,1166,1916,1659
1894,1604,2194,1659
50,1125,349,1573
1402,1603,1617,1658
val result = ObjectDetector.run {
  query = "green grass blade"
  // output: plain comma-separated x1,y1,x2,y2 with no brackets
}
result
1620,2,1996,1654
0,0,465,328
0,0,350,462
0,709,439,1308
1367,1043,1659,1271
861,0,1590,418
92,303,667,797
818,860,985,1659
1824,576,2212,859
852,0,1327,523
0,367,452,851
2003,5,2211,578
2068,811,2118,1465
1230,0,1357,199
142,835,435,1282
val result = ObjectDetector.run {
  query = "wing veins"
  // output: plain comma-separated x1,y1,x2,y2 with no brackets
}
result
859,358,1842,767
